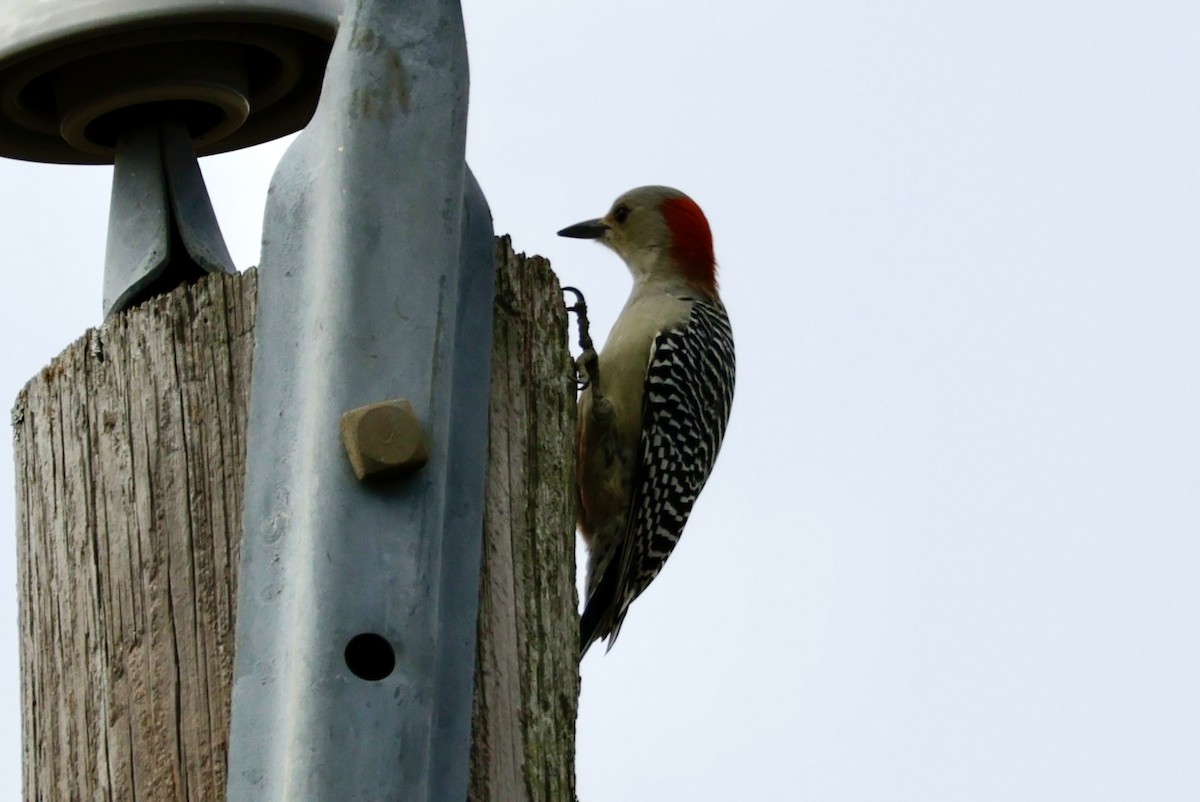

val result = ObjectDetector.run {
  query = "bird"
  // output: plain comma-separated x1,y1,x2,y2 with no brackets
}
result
558,185,735,655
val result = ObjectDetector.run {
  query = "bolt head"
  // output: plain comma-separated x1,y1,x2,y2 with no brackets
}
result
340,399,429,480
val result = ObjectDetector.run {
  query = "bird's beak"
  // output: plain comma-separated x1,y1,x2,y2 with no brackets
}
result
557,218,609,239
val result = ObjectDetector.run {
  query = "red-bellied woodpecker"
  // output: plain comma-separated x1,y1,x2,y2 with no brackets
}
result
559,185,735,656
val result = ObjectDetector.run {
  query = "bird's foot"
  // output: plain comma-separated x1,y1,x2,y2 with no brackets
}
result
564,286,599,392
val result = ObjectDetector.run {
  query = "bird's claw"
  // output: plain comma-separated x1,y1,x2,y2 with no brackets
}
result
563,286,598,392
563,285,586,317
574,347,600,391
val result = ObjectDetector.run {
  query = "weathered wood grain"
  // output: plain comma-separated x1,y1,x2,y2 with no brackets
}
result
14,272,254,802
13,237,578,802
469,239,580,802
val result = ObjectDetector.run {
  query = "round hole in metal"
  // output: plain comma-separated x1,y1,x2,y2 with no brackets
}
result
344,633,396,681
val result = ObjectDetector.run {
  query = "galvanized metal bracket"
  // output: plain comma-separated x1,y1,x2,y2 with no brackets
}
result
103,120,236,317
226,0,495,798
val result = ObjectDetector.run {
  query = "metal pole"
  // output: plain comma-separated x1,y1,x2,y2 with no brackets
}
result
226,0,494,798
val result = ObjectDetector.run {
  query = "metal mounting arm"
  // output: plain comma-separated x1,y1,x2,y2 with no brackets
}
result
226,0,494,799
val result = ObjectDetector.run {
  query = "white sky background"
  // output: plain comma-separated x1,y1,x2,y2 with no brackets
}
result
2,0,1199,798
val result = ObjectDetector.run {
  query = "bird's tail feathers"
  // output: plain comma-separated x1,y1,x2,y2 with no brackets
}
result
579,559,625,657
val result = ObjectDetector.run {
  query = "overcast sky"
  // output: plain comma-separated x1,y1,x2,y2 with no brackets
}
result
2,1,1200,799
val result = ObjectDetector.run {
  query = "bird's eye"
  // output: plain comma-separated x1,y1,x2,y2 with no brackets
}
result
613,204,630,224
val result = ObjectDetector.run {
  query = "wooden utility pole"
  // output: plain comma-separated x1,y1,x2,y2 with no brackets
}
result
12,237,579,802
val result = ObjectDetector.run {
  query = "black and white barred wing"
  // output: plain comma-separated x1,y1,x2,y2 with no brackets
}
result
582,299,735,652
